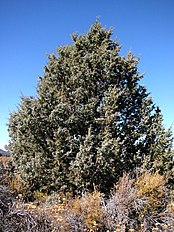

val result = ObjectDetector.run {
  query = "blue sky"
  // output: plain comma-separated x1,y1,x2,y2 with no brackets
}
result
0,0,174,149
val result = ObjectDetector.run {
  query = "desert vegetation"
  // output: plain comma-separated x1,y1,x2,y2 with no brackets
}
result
0,21,174,231
0,163,173,231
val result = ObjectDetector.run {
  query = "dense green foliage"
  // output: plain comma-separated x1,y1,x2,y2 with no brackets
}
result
8,21,173,194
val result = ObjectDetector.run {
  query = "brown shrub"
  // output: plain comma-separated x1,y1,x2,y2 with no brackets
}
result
0,156,11,185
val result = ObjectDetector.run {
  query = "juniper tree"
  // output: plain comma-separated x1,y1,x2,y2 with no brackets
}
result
8,21,173,194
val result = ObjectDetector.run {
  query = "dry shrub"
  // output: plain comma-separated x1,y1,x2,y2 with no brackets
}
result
1,172,173,231
33,190,48,203
0,185,53,231
136,172,165,197
103,174,144,231
9,175,25,193
0,156,11,185
136,172,167,214
2,207,52,232
0,185,16,216
35,189,105,231
135,172,174,229
0,156,11,166
44,192,63,207
22,173,173,231
59,189,105,231
8,174,34,202
102,173,174,231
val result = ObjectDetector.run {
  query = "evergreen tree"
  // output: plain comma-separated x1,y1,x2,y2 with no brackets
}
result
8,21,173,194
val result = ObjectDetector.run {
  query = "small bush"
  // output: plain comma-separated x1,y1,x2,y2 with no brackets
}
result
0,185,16,215
65,189,105,231
102,174,144,231
136,171,166,212
0,185,53,231
0,156,11,185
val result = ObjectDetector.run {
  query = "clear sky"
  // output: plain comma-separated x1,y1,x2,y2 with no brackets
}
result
0,0,174,149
